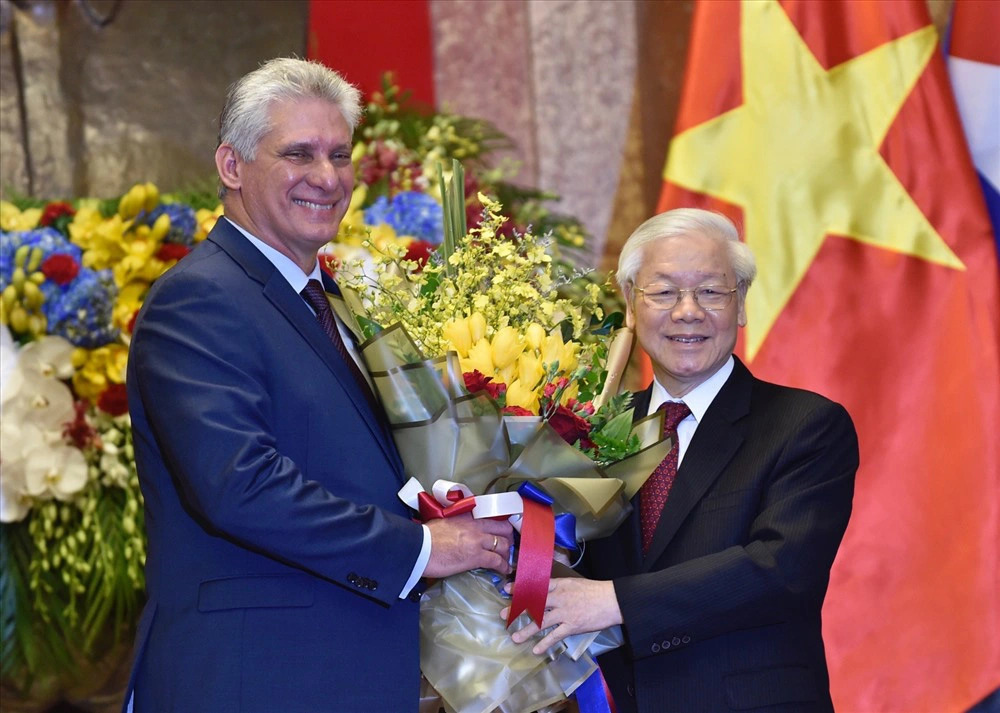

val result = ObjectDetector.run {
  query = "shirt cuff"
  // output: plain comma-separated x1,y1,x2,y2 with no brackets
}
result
399,523,431,599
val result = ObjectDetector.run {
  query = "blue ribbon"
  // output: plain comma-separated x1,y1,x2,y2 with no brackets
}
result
574,669,612,713
516,482,578,550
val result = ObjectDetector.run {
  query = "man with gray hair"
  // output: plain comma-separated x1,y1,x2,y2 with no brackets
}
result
123,58,512,712
506,208,858,712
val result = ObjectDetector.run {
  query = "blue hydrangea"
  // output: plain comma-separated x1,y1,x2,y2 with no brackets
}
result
0,228,83,289
44,268,119,347
141,203,197,246
0,228,118,347
364,191,444,245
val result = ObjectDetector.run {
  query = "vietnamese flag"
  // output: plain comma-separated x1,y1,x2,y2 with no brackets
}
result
659,1,1000,712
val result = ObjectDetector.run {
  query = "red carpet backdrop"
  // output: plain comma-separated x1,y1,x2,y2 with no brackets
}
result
658,1,1000,711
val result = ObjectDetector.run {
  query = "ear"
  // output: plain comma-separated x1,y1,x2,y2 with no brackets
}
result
624,290,636,329
215,144,242,192
737,295,748,327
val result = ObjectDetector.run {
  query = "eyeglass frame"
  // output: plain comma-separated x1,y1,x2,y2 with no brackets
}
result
632,283,742,311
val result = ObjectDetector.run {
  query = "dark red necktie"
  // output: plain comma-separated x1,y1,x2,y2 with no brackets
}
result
639,401,692,554
300,280,382,417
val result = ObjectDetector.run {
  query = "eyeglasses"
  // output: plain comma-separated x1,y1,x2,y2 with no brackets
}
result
634,284,739,311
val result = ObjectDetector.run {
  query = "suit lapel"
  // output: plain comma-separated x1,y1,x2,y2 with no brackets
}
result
640,360,753,570
208,220,403,475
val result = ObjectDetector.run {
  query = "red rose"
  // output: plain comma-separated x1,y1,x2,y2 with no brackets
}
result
97,384,129,416
502,405,534,417
547,404,593,446
404,240,434,270
156,243,191,262
463,370,493,393
484,381,507,399
40,253,80,285
39,201,75,226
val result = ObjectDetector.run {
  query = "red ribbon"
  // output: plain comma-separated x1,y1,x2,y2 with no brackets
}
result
417,490,476,521
506,495,554,627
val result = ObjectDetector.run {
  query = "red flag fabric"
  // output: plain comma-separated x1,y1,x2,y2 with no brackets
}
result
307,0,435,106
658,1,1000,711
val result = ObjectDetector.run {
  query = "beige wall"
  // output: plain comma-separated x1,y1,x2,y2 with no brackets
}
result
0,0,307,200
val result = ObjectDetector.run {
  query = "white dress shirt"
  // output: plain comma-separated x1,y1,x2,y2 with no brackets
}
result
228,218,430,599
646,356,735,467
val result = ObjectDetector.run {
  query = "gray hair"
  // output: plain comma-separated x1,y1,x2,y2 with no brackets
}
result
217,57,362,197
616,208,757,301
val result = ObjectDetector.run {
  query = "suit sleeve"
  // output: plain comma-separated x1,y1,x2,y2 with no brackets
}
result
612,397,858,659
129,268,423,605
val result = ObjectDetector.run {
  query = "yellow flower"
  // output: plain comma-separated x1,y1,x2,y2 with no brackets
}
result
490,326,524,370
463,338,494,377
113,282,148,331
468,313,487,343
540,333,567,369
505,379,539,413
525,323,546,351
72,344,129,403
517,351,545,392
195,205,224,241
441,317,472,357
0,202,42,231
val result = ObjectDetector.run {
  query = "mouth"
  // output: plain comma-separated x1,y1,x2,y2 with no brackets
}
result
293,198,335,211
667,335,707,344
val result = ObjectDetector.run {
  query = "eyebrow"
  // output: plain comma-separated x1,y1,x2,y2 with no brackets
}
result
279,140,351,154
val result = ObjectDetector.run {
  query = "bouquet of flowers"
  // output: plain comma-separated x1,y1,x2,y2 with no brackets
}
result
0,187,222,703
337,163,672,713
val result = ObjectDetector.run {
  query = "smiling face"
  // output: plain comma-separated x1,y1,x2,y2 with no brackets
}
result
626,231,747,397
215,96,354,272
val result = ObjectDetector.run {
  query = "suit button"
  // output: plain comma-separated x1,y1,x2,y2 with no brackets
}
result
370,580,378,591
672,637,681,646
662,640,671,649
347,573,359,585
651,643,660,653
682,635,691,644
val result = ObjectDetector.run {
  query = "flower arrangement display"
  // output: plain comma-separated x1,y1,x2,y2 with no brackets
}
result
337,164,670,713
0,187,222,700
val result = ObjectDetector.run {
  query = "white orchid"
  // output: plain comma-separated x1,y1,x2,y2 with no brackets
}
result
18,335,75,381
3,370,75,432
24,443,88,501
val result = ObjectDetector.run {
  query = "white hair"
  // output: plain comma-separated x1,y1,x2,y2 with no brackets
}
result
217,57,362,197
616,208,757,301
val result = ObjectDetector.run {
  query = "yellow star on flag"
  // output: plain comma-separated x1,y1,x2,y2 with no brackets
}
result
664,0,964,360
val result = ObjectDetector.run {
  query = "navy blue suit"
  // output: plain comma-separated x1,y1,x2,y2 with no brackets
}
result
583,358,858,713
123,218,424,712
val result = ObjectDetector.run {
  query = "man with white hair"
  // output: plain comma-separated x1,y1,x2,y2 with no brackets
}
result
506,208,858,713
123,58,512,712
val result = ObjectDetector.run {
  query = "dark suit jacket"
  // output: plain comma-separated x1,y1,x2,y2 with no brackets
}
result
123,218,424,712
583,358,858,713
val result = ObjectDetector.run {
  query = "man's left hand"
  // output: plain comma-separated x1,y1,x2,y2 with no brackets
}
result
500,577,623,655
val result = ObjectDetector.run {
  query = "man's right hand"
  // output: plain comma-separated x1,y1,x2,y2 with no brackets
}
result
423,513,513,578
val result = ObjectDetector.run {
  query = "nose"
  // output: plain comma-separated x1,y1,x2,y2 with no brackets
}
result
670,291,704,320
307,158,340,191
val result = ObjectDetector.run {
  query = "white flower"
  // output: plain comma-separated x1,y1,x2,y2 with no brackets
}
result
0,468,31,522
18,336,75,381
25,444,88,500
5,370,74,432
0,325,17,407
0,420,46,521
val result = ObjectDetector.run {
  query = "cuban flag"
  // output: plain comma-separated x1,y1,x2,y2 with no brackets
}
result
947,0,1000,252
